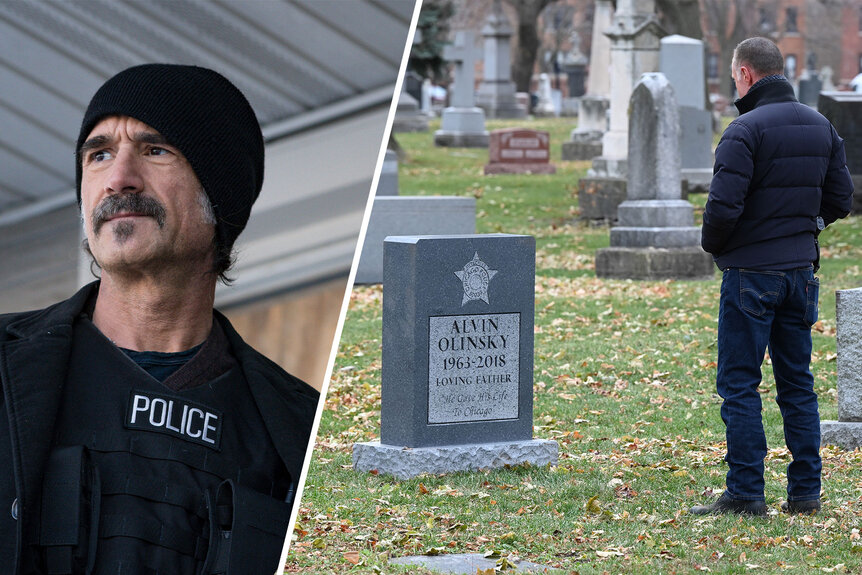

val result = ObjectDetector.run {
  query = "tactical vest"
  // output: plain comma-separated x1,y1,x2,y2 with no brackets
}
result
37,319,292,574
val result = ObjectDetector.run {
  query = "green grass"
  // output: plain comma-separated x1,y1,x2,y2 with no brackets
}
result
286,118,862,574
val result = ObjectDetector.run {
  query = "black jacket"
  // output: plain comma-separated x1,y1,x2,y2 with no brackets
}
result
0,282,319,573
702,76,854,269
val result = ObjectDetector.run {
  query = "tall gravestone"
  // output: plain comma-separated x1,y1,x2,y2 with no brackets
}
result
577,0,664,220
475,0,526,119
659,35,713,194
562,0,613,161
353,235,558,478
560,31,588,117
435,31,490,148
821,287,862,449
818,92,862,213
393,30,429,133
595,73,713,280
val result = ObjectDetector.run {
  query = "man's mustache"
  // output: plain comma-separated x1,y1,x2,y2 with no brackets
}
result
92,194,166,235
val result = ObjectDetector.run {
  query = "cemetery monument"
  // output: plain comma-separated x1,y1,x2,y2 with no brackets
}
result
353,234,558,478
818,92,862,213
578,0,664,221
475,0,526,119
435,31,490,148
595,73,713,280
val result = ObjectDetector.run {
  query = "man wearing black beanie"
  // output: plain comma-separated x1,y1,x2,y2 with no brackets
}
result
0,64,319,574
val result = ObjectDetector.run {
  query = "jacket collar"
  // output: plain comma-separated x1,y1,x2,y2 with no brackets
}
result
734,75,797,115
4,281,96,340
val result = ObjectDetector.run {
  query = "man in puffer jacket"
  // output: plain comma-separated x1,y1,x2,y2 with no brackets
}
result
692,37,854,516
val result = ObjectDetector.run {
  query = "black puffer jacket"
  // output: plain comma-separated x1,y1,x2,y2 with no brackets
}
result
702,76,854,270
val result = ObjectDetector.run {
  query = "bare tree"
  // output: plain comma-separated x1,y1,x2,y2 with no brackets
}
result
503,0,557,92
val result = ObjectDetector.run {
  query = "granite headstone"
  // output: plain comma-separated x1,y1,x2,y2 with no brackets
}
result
821,287,862,449
475,0,526,119
353,234,558,478
818,92,862,213
484,128,556,174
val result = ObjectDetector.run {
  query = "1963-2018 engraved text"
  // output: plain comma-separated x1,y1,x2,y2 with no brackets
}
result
428,313,519,424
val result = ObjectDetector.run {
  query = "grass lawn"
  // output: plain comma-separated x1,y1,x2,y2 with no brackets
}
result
286,118,862,574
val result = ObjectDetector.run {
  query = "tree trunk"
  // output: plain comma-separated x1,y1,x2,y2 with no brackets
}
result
503,0,554,93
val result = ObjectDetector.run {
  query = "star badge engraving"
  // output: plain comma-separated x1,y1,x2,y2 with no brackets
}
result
454,252,498,305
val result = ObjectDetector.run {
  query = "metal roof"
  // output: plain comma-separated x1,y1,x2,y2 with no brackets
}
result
0,0,416,218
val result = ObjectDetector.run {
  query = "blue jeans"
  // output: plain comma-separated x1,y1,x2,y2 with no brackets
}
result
717,267,822,502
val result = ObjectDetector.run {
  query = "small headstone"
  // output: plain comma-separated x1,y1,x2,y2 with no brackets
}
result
818,92,862,213
435,31,490,148
821,287,862,449
533,73,556,117
798,75,823,107
595,73,713,280
821,66,835,91
421,78,432,114
355,197,476,284
562,96,609,161
391,553,553,574
393,85,429,133
353,234,558,478
484,129,556,174
376,150,399,197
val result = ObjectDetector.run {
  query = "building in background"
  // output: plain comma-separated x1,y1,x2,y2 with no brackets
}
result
0,0,417,389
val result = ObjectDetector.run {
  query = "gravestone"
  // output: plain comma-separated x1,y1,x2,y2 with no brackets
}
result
435,31,490,148
475,0,527,119
561,97,609,161
659,35,713,193
595,73,713,280
798,74,822,107
577,0,665,220
560,31,588,116
818,92,862,213
561,0,612,160
821,287,862,449
391,553,552,573
353,234,558,478
355,197,476,284
393,83,429,133
484,128,556,174
821,66,835,91
376,150,399,197
533,73,556,117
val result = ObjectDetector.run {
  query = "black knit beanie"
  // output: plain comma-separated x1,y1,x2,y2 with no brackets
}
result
76,63,264,254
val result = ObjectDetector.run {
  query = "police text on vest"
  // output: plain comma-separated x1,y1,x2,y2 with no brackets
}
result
126,391,222,449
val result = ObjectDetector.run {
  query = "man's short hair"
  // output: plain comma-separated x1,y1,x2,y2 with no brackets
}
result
733,37,785,76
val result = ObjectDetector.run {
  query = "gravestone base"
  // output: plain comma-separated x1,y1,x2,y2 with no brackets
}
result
578,176,627,221
820,421,862,450
561,130,603,161
353,439,559,480
393,113,430,133
610,226,702,248
484,163,556,175
595,246,714,280
434,107,490,148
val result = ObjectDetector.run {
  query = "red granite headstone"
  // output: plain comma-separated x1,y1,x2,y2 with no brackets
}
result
484,128,556,174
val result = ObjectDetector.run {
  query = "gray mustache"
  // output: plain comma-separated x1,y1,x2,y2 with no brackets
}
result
92,194,166,234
